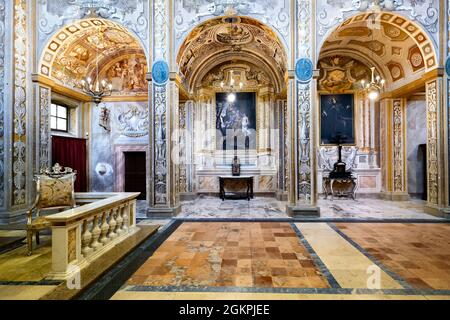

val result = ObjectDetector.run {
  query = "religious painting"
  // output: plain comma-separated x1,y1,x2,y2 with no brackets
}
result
216,92,256,150
103,55,148,94
320,94,355,145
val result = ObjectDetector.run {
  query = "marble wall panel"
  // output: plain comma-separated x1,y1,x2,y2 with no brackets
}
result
406,99,427,196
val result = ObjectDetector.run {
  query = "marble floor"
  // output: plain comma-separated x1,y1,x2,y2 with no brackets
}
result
112,221,450,300
125,222,330,288
2,220,450,299
138,195,441,220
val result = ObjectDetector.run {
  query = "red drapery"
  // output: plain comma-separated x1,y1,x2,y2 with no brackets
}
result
51,135,87,192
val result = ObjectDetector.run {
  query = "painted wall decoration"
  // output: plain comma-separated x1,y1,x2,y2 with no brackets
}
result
215,92,257,150
103,55,147,94
320,94,355,145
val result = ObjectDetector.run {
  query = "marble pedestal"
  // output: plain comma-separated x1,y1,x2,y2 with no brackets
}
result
286,205,320,217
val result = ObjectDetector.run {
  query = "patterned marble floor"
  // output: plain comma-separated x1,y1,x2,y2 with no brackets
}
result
140,195,441,220
113,221,450,300
334,223,450,290
125,222,330,288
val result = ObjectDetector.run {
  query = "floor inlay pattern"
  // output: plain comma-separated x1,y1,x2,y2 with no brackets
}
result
334,223,450,290
125,222,330,289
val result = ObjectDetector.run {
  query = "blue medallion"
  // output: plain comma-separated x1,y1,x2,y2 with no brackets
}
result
152,60,169,85
295,58,313,83
446,56,450,78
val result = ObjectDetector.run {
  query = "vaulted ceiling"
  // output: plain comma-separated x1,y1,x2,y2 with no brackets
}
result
39,19,147,95
176,15,288,95
319,12,437,91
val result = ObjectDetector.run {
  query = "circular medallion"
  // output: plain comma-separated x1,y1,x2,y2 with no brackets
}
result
295,58,313,83
446,56,450,78
152,60,169,85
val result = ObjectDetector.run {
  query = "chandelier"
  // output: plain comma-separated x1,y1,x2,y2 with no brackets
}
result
80,29,112,105
361,67,385,100
221,7,243,103
221,70,243,103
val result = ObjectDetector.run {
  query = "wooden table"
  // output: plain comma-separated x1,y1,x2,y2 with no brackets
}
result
219,176,254,201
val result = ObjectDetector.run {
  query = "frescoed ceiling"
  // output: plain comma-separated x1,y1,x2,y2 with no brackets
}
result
176,15,288,94
319,13,436,91
40,19,148,95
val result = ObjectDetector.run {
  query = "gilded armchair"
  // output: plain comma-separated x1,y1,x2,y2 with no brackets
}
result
26,163,77,256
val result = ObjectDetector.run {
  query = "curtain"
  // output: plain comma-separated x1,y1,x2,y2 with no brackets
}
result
51,135,87,192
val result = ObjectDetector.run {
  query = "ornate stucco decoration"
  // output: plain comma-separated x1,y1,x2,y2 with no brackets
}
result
37,0,149,54
426,80,438,205
116,104,149,137
177,15,287,94
39,88,51,172
318,56,373,92
174,0,290,53
12,0,27,206
200,62,271,92
318,146,358,172
392,100,405,192
316,0,439,48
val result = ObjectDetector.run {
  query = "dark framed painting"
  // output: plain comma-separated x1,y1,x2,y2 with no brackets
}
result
320,94,355,145
216,92,257,150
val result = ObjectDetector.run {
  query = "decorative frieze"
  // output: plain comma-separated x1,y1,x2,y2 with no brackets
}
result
426,81,438,205
153,85,167,205
12,0,27,206
178,103,187,193
392,99,405,192
39,87,51,172
296,0,313,204
297,84,312,202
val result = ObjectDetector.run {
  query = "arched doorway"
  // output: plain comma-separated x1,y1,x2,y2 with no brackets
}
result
170,12,290,216
316,12,445,216
35,18,149,199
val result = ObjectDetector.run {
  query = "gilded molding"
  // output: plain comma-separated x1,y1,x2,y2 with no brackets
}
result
426,80,439,205
12,0,27,206
392,99,405,192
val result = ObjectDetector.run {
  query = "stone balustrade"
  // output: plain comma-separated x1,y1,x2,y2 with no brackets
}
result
45,192,140,280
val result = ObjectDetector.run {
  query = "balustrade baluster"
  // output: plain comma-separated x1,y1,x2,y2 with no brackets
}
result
91,214,102,251
116,205,124,235
108,208,118,240
99,211,110,245
122,203,129,233
81,219,93,257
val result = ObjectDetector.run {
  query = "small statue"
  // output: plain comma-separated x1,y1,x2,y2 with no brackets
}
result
231,156,241,176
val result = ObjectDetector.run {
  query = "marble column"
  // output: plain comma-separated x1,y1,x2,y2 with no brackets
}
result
287,0,319,216
147,0,180,216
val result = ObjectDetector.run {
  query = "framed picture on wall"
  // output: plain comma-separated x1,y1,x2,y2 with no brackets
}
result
215,92,257,150
320,94,355,145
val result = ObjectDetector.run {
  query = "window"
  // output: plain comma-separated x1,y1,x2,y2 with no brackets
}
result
50,103,69,132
